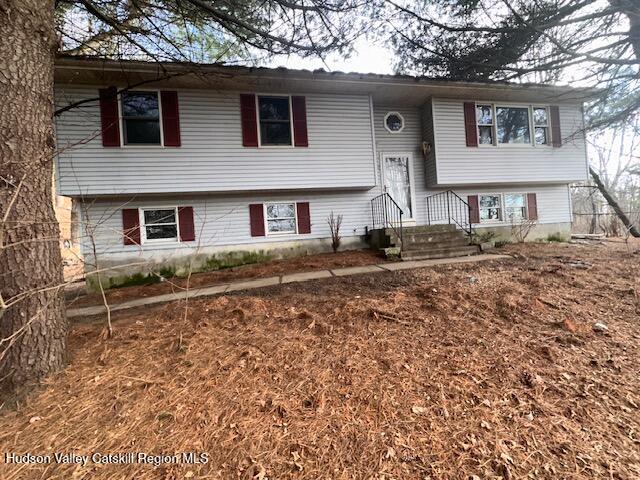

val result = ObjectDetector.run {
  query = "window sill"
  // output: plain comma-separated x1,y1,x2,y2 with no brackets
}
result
265,231,298,237
256,144,296,149
477,220,506,226
140,238,180,245
477,219,534,226
488,143,550,148
120,144,165,148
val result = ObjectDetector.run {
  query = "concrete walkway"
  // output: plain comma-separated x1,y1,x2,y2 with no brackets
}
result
66,253,510,319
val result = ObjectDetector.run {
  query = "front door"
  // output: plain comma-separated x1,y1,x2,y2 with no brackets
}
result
381,153,414,220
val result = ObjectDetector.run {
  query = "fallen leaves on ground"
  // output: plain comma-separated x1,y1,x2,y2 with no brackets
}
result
2,240,640,479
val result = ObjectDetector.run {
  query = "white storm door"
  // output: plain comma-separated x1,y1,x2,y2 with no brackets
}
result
381,153,415,221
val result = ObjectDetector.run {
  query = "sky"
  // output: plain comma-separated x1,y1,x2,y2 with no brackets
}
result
269,38,395,75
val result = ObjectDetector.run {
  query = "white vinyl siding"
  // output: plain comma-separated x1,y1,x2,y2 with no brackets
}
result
374,105,429,224
424,184,572,226
77,190,377,259
55,87,376,195
78,184,571,266
421,100,438,186
370,107,574,228
431,98,588,185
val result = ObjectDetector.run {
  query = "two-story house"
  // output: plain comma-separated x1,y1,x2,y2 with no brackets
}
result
54,56,591,289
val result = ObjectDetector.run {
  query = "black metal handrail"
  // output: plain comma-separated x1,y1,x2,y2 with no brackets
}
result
426,190,473,238
371,193,404,249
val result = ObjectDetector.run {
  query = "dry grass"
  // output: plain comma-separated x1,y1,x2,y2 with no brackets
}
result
2,241,640,479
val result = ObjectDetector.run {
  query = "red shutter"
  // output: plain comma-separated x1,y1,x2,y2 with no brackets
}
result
550,105,562,147
240,94,258,147
527,193,538,220
296,202,311,234
99,87,121,147
178,206,195,241
463,102,478,147
291,96,309,147
161,91,181,147
249,204,265,236
468,195,480,224
122,208,140,245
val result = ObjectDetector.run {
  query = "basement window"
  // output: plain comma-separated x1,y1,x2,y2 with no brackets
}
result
479,194,502,221
265,203,297,234
141,208,178,242
121,91,161,145
505,194,527,220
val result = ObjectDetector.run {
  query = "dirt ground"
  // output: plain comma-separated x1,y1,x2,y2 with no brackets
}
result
68,249,386,308
2,240,640,479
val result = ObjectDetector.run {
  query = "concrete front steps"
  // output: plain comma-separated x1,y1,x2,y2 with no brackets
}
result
384,224,480,261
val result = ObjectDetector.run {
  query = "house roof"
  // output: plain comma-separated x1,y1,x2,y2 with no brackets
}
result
55,55,598,106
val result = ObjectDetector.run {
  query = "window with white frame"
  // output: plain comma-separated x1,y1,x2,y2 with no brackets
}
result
533,107,549,145
141,208,178,241
496,106,531,144
473,104,555,146
479,194,502,221
265,203,297,234
504,194,527,220
258,96,292,146
476,104,494,145
121,91,161,145
384,112,405,133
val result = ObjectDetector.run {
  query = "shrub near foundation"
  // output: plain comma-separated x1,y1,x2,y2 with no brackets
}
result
494,240,512,248
546,233,567,242
87,251,275,291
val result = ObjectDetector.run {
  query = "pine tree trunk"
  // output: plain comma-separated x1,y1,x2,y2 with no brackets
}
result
0,0,67,400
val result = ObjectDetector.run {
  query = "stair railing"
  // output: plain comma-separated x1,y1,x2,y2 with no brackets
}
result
371,193,404,249
425,190,473,239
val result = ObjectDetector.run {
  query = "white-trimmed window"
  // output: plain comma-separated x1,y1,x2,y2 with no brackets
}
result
505,194,527,220
121,91,161,145
533,107,549,145
496,106,531,144
472,104,552,146
140,207,178,242
479,194,502,221
258,96,292,146
265,203,297,234
384,112,405,133
476,104,494,145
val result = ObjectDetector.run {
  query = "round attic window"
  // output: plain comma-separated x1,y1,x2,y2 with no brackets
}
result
384,112,404,133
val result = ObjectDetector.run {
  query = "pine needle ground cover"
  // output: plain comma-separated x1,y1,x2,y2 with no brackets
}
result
1,242,639,479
